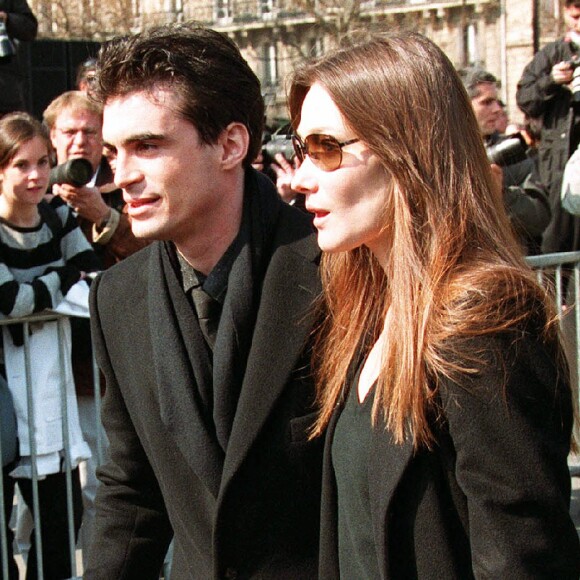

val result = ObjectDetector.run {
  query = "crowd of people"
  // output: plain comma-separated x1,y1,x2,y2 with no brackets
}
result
0,0,579,578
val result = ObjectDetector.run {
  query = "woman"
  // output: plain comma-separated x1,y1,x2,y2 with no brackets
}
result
289,32,580,578
0,112,99,579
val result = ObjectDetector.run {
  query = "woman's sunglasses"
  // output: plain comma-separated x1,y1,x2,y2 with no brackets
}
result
292,133,360,171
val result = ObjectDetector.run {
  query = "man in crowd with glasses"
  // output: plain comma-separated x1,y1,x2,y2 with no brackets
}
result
84,23,322,579
43,90,145,263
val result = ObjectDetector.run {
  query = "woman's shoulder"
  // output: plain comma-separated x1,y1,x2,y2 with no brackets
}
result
438,260,565,402
438,318,569,423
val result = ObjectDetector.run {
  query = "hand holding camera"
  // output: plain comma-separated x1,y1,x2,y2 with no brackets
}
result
552,60,576,85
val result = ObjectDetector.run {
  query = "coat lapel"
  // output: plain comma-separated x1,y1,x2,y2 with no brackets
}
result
369,424,414,577
148,243,224,498
220,232,320,487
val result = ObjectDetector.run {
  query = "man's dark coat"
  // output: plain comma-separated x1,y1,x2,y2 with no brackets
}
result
0,0,37,114
84,175,323,579
516,37,580,253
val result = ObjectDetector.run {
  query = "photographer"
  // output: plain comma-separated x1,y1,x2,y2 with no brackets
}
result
255,128,306,210
460,67,550,254
0,0,37,117
517,0,580,254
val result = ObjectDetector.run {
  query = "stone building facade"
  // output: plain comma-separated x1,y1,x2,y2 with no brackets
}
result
29,0,563,125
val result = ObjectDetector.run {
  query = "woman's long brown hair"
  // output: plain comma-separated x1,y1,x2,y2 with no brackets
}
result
289,31,568,449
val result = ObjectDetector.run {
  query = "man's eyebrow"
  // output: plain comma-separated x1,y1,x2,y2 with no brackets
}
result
117,132,166,146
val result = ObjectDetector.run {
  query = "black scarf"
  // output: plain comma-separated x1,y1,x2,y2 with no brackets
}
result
161,169,282,456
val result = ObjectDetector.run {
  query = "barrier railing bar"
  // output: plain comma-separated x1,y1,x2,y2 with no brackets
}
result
0,391,8,580
57,319,78,579
23,322,44,580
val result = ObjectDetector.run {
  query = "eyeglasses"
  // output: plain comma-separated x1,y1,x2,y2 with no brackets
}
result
55,127,100,140
292,133,360,171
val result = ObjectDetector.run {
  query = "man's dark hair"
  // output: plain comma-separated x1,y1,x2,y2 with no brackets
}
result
94,22,264,167
457,67,498,99
566,0,580,8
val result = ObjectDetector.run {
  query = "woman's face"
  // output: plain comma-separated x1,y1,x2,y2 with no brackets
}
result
291,83,391,265
0,136,50,209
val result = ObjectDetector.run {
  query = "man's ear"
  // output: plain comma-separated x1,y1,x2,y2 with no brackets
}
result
219,122,249,170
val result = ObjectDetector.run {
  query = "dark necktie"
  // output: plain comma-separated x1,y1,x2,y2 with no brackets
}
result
191,286,220,350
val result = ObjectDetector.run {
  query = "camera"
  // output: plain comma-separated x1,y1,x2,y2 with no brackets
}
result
261,132,294,164
48,158,94,189
564,56,580,70
486,133,528,167
0,21,15,59
565,56,580,103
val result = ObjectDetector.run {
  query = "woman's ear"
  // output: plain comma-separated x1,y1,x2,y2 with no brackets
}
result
219,122,250,170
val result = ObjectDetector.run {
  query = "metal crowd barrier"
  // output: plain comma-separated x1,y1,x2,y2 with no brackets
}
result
526,251,580,477
0,310,174,579
526,250,580,321
0,311,103,580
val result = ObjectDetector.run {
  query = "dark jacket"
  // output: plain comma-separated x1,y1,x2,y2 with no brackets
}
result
320,329,580,579
85,174,323,579
0,0,37,113
516,37,580,253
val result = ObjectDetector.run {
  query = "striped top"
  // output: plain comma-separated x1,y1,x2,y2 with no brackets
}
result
0,200,100,319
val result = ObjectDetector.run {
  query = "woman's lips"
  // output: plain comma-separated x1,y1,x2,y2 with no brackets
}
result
308,208,329,227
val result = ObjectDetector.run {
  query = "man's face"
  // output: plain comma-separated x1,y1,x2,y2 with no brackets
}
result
471,82,501,137
565,4,580,34
102,87,234,253
50,108,103,172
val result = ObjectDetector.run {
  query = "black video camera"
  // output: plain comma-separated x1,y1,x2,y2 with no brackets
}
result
48,158,94,189
486,133,528,167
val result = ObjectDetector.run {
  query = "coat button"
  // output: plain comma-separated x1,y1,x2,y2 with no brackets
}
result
224,568,238,579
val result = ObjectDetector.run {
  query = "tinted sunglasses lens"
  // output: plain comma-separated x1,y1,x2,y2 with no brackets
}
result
304,134,342,171
292,135,305,162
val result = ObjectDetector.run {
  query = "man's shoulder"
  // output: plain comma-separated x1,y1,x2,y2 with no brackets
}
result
97,241,156,288
91,244,158,324
536,37,573,60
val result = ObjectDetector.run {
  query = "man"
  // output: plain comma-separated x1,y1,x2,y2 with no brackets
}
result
495,99,509,134
76,57,97,95
0,0,37,117
85,23,322,579
463,68,503,140
460,67,550,253
516,0,580,253
42,91,148,562
44,91,147,268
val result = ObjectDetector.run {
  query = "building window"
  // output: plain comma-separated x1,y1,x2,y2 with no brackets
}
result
214,0,232,23
307,37,324,58
262,42,278,87
259,0,276,20
360,0,376,9
463,22,478,67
